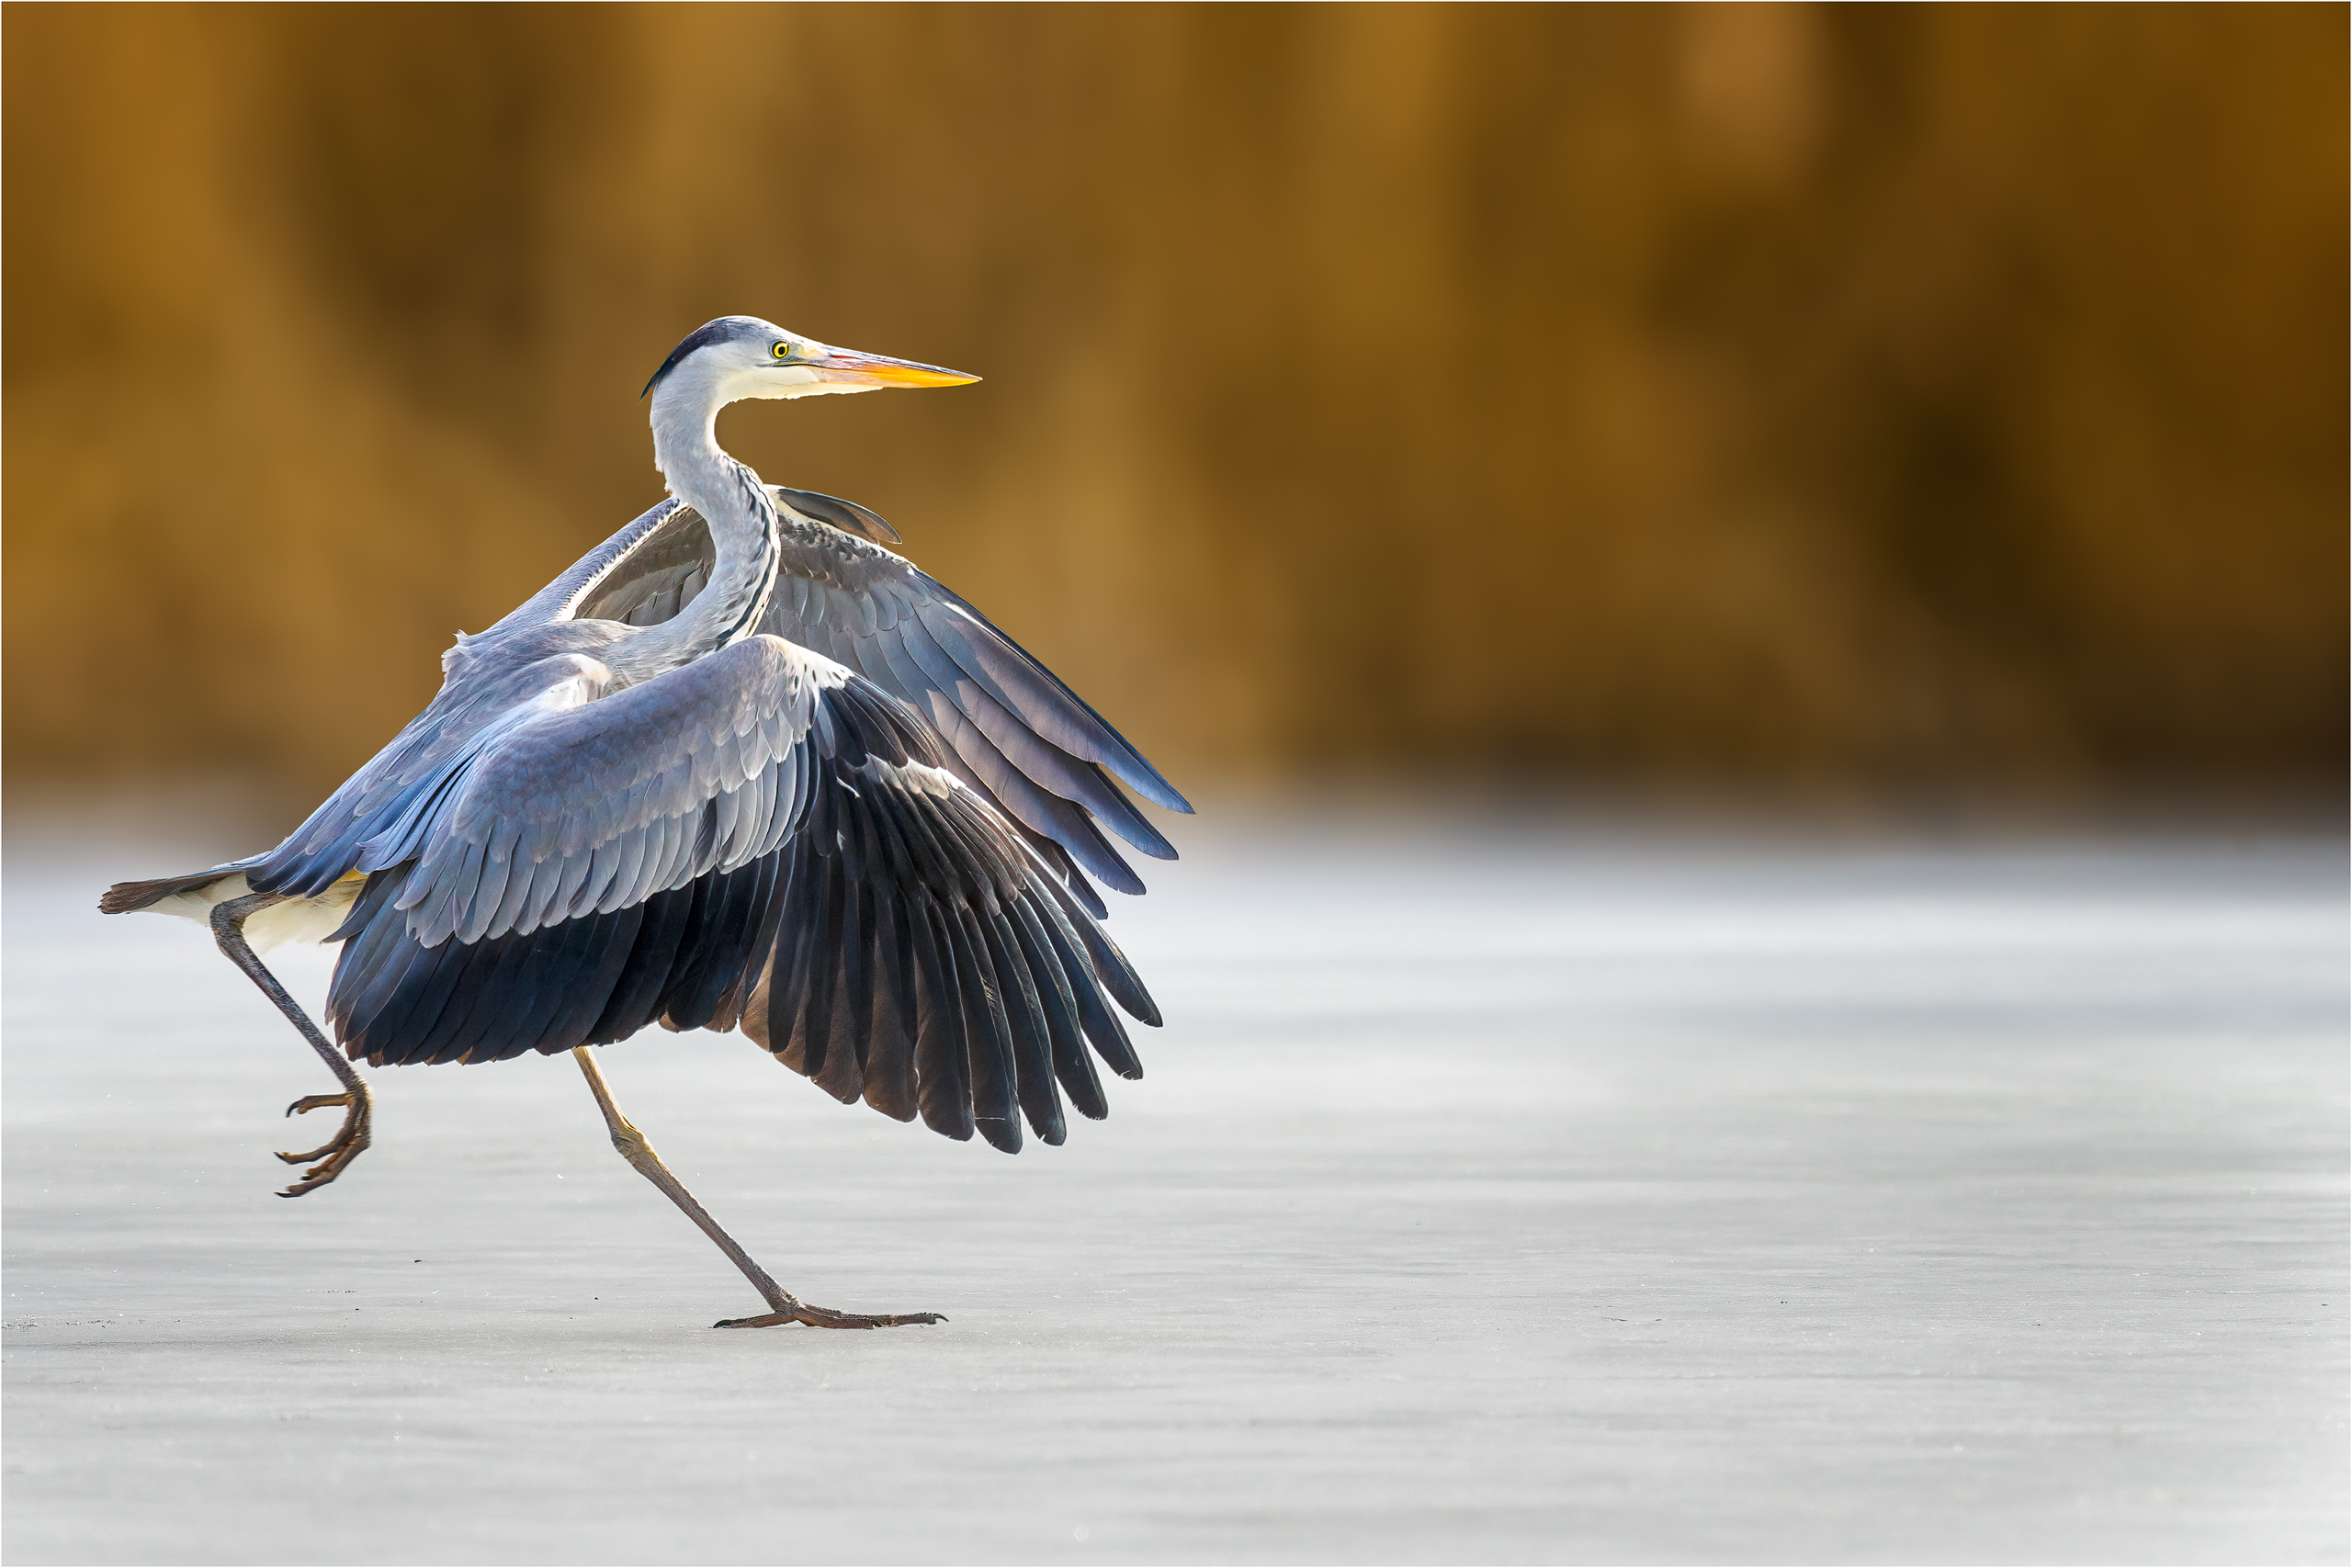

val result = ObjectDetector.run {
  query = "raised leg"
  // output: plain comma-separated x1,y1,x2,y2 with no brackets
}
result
211,892,373,1197
570,1047,943,1331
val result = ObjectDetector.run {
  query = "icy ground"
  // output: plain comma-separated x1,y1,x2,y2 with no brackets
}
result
6,815,2346,1564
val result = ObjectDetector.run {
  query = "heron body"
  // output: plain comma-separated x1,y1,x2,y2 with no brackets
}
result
101,317,1188,1328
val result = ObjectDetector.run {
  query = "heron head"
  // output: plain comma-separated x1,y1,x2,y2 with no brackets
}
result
641,316,978,404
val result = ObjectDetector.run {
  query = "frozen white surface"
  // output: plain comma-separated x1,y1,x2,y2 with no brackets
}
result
6,816,2346,1564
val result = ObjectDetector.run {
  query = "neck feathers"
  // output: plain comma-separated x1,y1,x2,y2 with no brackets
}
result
605,377,781,683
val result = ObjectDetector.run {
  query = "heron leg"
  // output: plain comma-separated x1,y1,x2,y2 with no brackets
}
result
210,892,374,1197
569,1047,943,1331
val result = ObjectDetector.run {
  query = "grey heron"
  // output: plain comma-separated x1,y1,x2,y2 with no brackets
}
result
101,316,1189,1330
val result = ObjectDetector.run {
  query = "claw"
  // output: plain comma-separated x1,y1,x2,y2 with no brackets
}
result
277,1094,354,1162
273,1086,372,1197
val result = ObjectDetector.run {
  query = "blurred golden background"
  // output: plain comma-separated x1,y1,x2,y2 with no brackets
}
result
6,3,2343,808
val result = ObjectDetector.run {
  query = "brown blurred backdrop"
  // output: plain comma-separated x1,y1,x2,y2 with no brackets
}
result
6,3,2344,807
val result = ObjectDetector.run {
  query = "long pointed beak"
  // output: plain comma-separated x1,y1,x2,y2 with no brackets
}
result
808,347,980,389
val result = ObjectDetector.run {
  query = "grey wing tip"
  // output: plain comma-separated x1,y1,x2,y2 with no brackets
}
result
1132,770,1193,816
770,486,903,547
1119,768,1192,817
1134,833,1181,863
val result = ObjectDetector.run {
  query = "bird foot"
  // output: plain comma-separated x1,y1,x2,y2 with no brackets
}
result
275,1087,373,1197
714,1301,945,1330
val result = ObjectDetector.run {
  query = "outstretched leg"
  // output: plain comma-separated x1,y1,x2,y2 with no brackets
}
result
570,1047,942,1331
211,892,373,1197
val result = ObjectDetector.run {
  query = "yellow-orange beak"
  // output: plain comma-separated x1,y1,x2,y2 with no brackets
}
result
808,347,980,389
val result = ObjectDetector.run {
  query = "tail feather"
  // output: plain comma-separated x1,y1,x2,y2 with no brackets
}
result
98,868,243,916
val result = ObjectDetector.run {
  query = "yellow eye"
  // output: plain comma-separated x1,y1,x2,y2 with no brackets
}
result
772,343,792,359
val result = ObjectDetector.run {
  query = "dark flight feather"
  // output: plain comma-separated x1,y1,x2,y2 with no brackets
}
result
115,481,1173,1154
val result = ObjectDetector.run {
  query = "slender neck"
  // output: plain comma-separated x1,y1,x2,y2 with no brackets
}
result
605,378,782,683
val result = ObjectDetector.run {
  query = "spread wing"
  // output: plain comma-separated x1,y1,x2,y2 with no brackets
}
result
109,487,1177,1151
232,492,881,902
102,499,700,909
323,635,1156,1151
560,495,1191,912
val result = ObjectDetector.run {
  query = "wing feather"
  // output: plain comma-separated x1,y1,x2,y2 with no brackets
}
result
172,489,1171,1150
907,892,973,1141
939,899,1017,1152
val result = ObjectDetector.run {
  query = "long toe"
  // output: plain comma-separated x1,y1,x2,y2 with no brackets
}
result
277,1134,370,1197
275,1094,367,1166
810,1308,946,1328
273,1092,372,1197
713,1305,945,1330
